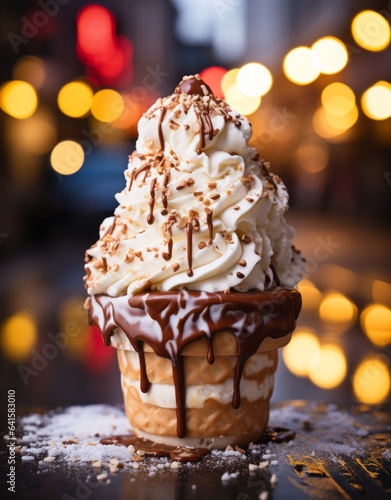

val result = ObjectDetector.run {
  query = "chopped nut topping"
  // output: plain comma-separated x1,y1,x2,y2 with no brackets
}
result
210,193,220,201
245,196,254,203
208,181,217,189
236,271,245,279
238,259,247,267
176,181,187,190
198,241,207,249
172,262,180,272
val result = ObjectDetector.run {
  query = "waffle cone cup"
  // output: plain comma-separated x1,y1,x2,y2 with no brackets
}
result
115,330,291,449
89,287,301,449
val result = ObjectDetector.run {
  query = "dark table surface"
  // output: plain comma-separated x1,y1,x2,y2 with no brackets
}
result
1,401,390,500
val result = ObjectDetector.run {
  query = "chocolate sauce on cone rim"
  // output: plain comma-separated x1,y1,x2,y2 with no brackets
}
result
89,287,301,439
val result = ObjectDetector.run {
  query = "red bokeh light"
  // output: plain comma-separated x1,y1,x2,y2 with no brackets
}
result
76,4,133,86
77,5,115,61
83,325,115,373
200,66,227,98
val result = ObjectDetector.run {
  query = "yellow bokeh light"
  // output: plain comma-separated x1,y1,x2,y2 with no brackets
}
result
361,81,391,120
91,89,124,122
221,68,239,95
9,107,57,156
361,304,391,346
13,56,46,90
50,140,84,175
309,344,347,389
224,83,261,115
1,311,37,362
321,82,356,116
311,37,348,75
236,62,273,97
282,329,320,377
352,10,391,51
313,106,345,139
353,358,390,404
298,279,323,311
283,46,320,85
319,291,358,327
58,81,94,118
58,296,89,359
324,104,359,131
0,80,38,119
296,137,329,174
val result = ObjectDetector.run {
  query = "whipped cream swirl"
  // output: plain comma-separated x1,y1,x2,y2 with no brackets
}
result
84,75,305,297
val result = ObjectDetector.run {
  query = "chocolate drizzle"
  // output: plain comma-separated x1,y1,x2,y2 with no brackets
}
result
147,178,157,225
89,288,302,438
205,208,214,245
186,222,194,277
158,107,167,151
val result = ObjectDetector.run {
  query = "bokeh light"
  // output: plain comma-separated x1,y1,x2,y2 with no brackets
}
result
282,329,320,377
319,291,358,328
361,81,391,120
1,311,38,362
200,66,227,98
283,46,320,85
77,4,115,60
351,10,391,51
296,137,329,173
311,36,348,74
58,81,94,118
313,105,357,139
298,280,323,311
353,358,390,404
361,304,391,346
58,296,89,359
221,68,239,95
236,62,273,97
50,140,85,175
321,82,356,116
0,80,38,119
9,107,57,155
308,344,347,389
224,83,261,115
13,56,46,90
91,89,124,122
324,104,359,131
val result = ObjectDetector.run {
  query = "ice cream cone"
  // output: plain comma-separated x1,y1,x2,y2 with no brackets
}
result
117,331,289,448
89,287,300,449
84,75,305,451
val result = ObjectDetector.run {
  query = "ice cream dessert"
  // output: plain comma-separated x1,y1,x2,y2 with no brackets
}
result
84,75,305,448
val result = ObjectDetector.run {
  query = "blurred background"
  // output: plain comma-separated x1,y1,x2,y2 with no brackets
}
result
0,0,390,413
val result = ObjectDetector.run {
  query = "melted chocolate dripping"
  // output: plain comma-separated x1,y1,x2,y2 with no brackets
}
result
128,163,152,191
186,222,194,277
158,107,167,151
89,288,302,438
205,208,214,245
161,171,170,212
147,178,157,225
100,434,210,462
